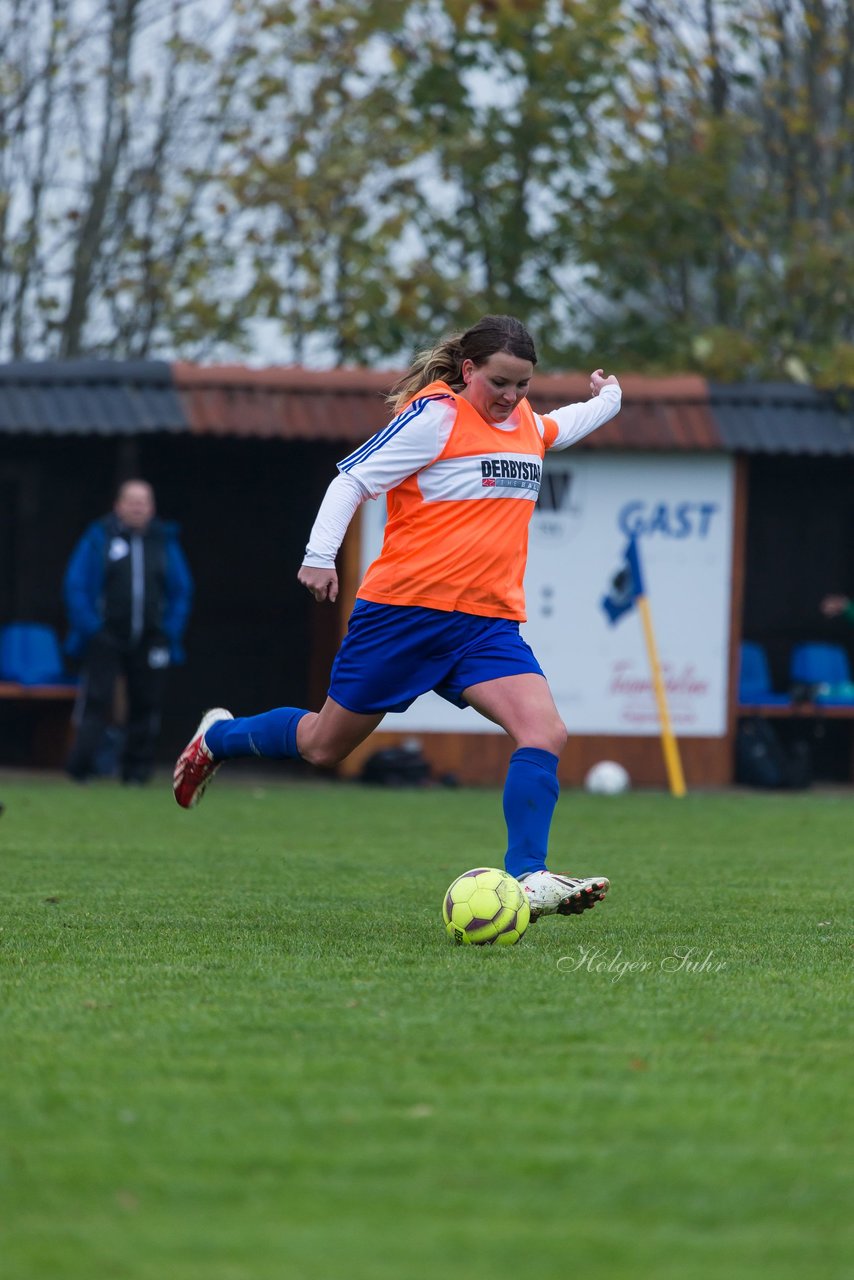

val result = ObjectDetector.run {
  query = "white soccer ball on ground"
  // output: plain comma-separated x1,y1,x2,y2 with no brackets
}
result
584,760,631,795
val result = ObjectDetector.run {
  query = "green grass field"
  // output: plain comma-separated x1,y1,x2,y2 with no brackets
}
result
1,775,851,1280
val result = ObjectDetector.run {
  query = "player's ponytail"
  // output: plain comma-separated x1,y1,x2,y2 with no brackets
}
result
386,315,537,414
386,335,465,413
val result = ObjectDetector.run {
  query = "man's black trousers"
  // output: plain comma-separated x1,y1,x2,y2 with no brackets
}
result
66,630,170,783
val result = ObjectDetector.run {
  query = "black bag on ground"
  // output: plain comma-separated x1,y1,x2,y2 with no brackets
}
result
735,717,811,789
360,744,431,787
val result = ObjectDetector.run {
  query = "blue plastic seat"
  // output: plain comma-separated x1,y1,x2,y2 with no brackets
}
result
0,623,69,685
789,643,854,704
738,641,791,706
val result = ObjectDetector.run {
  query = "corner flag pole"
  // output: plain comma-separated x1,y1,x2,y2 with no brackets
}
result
635,582,687,799
601,536,687,797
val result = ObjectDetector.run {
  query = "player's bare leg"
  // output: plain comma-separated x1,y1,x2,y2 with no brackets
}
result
295,698,384,768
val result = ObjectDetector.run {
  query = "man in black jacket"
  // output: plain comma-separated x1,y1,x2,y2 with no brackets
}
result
64,480,193,784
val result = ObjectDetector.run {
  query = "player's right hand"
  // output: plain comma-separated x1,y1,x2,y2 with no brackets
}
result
298,565,339,602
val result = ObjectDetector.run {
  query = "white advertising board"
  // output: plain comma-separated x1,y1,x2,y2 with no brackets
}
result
358,453,735,737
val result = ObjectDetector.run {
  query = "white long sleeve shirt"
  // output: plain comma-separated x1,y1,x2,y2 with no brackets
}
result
304,382,622,569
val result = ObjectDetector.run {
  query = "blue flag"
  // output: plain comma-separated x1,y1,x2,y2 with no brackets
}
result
601,536,645,625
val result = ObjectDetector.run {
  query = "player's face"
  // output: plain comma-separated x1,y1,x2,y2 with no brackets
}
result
460,352,534,423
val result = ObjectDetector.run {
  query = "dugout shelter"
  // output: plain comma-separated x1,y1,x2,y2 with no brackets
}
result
0,360,852,785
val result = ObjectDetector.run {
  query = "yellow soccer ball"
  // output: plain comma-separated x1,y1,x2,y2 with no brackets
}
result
442,867,530,946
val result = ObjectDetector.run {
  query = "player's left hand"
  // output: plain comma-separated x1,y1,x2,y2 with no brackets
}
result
590,368,619,396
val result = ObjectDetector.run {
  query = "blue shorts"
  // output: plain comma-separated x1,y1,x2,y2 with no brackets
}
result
328,600,544,715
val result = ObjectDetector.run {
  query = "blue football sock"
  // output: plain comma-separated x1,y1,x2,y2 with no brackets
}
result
205,708,309,760
502,747,560,879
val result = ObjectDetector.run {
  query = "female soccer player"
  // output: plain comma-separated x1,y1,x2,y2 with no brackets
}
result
174,315,622,921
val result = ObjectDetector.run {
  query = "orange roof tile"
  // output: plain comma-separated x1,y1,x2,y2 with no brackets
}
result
173,363,719,449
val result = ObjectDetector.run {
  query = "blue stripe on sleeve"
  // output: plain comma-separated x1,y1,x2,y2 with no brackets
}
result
338,393,451,472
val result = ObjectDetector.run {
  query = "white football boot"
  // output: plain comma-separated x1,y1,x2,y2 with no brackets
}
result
173,708,233,809
518,871,610,922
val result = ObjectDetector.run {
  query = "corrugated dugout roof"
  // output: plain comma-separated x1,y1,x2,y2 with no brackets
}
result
1,359,852,453
172,362,393,440
173,364,720,450
710,382,854,455
0,360,185,435
530,373,717,451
